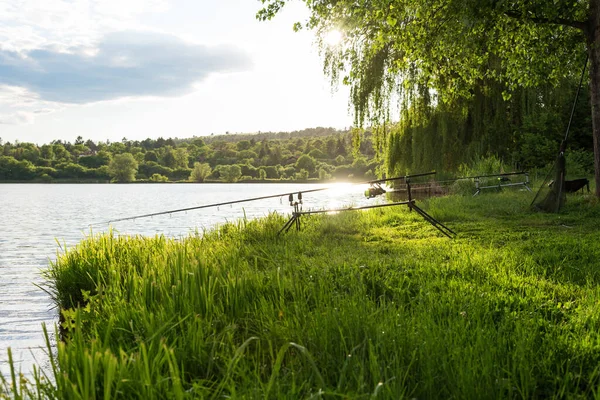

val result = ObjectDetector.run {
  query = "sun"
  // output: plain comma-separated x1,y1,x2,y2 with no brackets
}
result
324,29,343,46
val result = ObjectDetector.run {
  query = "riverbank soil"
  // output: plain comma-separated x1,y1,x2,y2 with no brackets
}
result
4,191,600,398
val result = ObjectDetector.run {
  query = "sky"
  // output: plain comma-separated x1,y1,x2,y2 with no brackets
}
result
0,0,353,144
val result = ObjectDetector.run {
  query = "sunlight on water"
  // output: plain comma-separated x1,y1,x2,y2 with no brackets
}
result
322,183,384,213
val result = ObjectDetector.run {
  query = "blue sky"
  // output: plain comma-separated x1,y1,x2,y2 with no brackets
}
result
0,0,352,143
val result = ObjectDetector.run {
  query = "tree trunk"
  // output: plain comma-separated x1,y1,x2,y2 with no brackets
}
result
588,0,600,197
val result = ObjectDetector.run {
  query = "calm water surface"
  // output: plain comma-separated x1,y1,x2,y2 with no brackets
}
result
0,182,379,376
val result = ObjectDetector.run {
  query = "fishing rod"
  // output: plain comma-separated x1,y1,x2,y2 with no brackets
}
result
368,171,436,185
449,171,528,181
92,171,436,226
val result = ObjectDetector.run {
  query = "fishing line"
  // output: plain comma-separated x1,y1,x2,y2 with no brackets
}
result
90,171,436,226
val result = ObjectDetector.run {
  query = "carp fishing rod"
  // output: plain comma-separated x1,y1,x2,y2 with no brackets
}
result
92,171,436,226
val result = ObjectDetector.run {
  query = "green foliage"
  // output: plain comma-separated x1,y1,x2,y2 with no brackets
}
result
295,154,317,176
258,168,267,180
78,151,111,169
308,148,326,159
138,162,173,179
281,165,296,179
263,165,279,179
90,166,111,180
162,147,177,168
189,162,212,183
565,149,595,179
149,173,169,182
60,163,88,179
0,156,36,180
0,128,377,183
448,155,510,195
458,155,507,178
35,166,57,178
236,140,252,151
295,168,309,180
144,151,158,162
173,148,190,169
219,164,242,182
108,153,138,183
240,163,259,178
170,167,192,181
318,167,331,180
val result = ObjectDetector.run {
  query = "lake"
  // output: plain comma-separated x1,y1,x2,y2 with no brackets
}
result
0,182,380,376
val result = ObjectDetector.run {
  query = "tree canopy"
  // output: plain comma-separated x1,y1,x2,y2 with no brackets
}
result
108,153,138,183
258,0,600,196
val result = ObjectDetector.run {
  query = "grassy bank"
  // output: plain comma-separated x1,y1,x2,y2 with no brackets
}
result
3,191,600,398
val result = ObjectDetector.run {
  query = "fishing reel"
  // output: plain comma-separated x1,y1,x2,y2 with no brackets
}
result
364,182,386,198
288,192,303,208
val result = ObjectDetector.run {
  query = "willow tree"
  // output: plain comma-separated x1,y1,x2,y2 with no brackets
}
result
258,0,600,196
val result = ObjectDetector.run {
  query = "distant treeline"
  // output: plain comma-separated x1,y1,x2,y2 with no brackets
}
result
0,127,379,183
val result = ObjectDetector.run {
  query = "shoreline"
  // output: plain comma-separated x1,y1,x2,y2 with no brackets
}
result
4,191,600,397
0,179,347,184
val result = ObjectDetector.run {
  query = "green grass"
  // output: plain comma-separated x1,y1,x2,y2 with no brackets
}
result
3,190,600,399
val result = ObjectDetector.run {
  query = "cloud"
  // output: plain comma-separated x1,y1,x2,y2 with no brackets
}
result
0,111,35,125
0,85,62,125
0,31,252,104
0,0,170,51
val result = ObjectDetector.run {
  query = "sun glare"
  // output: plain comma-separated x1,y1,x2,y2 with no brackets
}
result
324,29,343,46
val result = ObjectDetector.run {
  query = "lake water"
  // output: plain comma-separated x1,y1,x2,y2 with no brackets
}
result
0,182,380,377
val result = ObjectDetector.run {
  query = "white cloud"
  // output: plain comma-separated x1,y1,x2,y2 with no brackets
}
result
0,31,252,104
0,1,182,125
0,85,63,125
0,111,35,125
0,0,170,52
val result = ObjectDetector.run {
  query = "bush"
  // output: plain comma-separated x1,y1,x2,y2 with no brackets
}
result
296,154,316,176
457,155,507,177
38,173,53,182
264,165,279,179
219,164,242,182
281,165,296,179
565,150,594,179
308,149,326,159
318,167,332,181
149,173,169,182
35,166,58,178
240,164,258,178
139,162,173,178
170,168,192,181
332,165,353,180
189,162,212,182
63,163,88,179
0,156,36,180
295,169,309,180
450,178,476,196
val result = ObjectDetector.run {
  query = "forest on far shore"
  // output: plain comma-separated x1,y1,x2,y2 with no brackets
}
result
0,127,380,183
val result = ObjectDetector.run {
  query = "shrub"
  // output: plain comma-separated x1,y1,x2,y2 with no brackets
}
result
189,162,212,182
149,173,169,182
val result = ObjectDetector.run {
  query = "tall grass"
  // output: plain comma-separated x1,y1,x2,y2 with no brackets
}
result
3,192,600,398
